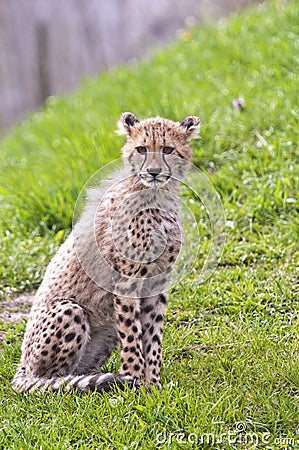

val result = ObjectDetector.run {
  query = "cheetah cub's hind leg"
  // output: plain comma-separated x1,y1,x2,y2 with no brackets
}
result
12,299,135,393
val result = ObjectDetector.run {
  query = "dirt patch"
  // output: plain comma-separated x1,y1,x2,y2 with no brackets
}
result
0,292,33,343
0,292,33,323
0,331,7,342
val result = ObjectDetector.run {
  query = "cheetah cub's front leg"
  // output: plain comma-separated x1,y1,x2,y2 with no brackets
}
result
114,294,167,388
114,296,145,381
140,294,167,388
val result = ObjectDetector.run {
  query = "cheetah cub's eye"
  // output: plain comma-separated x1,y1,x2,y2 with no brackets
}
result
136,146,147,155
163,146,175,155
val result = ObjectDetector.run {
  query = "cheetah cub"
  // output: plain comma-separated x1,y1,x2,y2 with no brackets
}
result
12,113,200,393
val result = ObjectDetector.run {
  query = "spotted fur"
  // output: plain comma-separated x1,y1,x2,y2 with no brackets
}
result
12,113,200,393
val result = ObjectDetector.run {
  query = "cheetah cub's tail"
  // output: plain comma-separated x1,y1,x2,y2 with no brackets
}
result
12,369,136,393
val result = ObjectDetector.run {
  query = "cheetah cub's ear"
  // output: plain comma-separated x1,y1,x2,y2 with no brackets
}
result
180,116,200,141
117,112,140,136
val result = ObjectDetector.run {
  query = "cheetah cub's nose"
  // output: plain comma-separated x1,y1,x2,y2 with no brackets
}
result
146,167,162,178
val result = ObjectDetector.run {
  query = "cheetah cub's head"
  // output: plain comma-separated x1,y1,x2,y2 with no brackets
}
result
117,113,200,188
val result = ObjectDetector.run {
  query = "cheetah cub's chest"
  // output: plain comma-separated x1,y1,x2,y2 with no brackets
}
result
99,194,181,280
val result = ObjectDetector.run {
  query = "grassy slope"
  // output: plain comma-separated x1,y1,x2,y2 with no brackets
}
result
0,0,299,448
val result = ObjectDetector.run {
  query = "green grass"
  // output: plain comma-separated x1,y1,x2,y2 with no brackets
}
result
0,0,299,448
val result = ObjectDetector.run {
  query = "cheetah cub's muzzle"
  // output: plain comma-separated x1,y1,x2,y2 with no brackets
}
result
138,151,172,188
